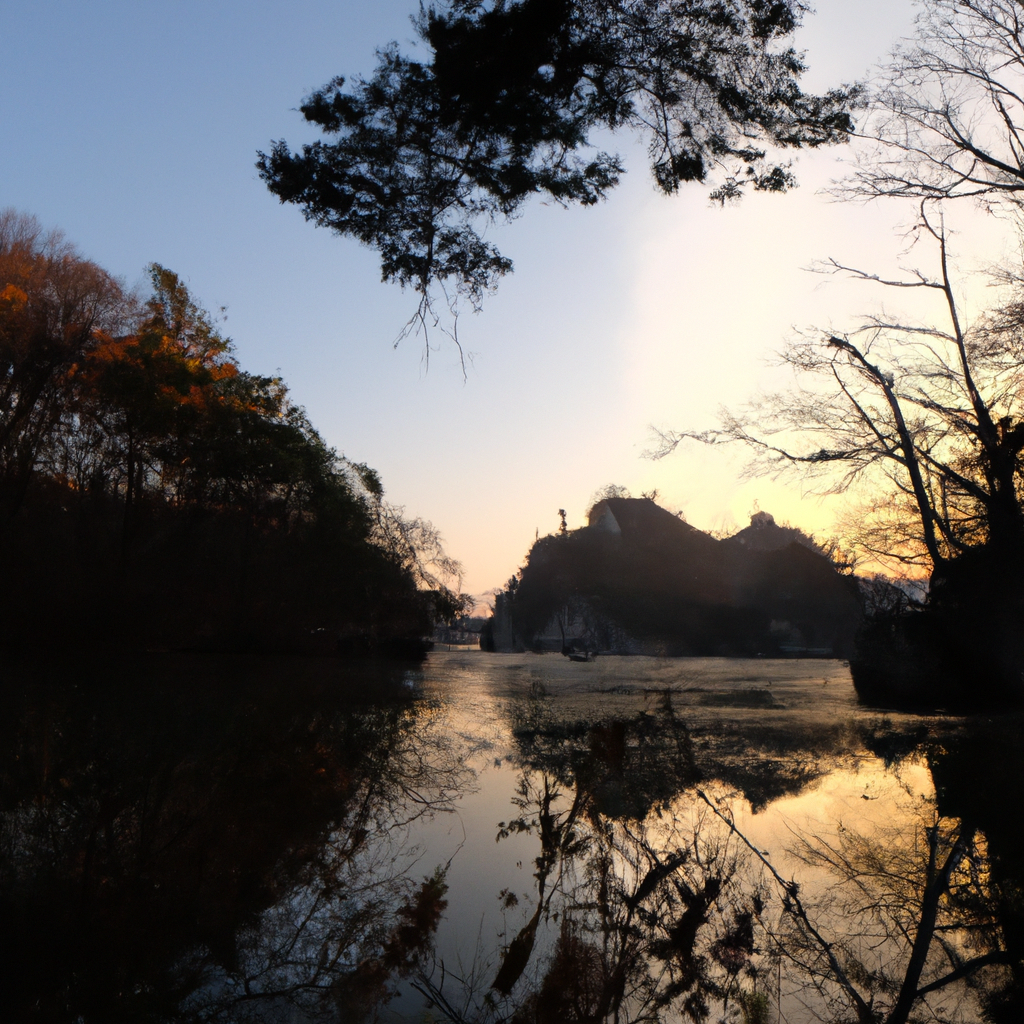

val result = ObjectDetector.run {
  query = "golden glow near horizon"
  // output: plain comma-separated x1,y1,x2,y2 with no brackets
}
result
9,0,1012,602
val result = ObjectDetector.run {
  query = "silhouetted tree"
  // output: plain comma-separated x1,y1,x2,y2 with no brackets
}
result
655,209,1024,695
0,209,127,517
840,0,1024,210
659,212,1024,569
643,1,1024,701
74,265,240,548
589,483,631,506
362,485,469,623
257,0,856,330
0,218,465,652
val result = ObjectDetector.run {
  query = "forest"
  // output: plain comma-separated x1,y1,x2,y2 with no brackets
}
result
0,210,464,655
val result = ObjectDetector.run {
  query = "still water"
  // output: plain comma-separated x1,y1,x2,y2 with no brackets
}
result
1,651,1020,1023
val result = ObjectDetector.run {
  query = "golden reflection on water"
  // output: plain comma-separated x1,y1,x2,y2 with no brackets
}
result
397,652,994,1024
4,654,1009,1023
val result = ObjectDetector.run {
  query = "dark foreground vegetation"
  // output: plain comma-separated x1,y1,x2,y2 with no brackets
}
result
0,210,463,655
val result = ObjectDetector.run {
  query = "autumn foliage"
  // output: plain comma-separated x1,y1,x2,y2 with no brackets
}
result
0,210,461,653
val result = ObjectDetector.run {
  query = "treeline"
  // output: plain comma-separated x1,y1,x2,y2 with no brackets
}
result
0,209,463,654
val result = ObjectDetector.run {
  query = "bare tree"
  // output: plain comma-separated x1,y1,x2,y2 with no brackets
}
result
654,209,1024,579
842,0,1024,209
347,461,468,622
652,203,1024,692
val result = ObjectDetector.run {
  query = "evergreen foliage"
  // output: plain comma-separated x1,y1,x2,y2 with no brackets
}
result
257,0,857,322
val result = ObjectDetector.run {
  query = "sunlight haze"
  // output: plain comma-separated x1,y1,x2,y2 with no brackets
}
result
2,0,940,600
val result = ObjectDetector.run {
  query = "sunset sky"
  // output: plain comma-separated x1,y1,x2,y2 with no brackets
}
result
6,0,1010,602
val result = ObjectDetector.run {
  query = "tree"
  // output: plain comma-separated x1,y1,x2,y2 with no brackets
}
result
257,0,856,334
653,1,1024,698
1,220,466,652
842,0,1024,209
589,482,632,505
358,482,469,624
74,265,241,546
69,267,351,540
0,209,126,517
658,213,1024,570
655,209,1024,694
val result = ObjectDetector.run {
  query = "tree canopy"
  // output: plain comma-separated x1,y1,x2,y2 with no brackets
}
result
0,210,127,517
0,211,465,653
258,0,856,326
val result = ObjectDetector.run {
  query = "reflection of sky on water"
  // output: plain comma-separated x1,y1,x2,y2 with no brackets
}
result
2,653,1007,1022
390,652,961,1022
733,755,935,856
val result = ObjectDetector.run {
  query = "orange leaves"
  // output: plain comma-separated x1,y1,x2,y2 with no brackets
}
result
0,283,28,310
83,331,129,368
80,328,244,415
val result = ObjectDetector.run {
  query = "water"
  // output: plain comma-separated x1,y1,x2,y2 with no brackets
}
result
1,651,1019,1022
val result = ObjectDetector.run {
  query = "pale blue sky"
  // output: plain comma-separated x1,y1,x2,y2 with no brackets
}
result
3,1,934,599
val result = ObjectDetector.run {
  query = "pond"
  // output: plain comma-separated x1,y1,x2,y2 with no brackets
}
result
1,651,1020,1023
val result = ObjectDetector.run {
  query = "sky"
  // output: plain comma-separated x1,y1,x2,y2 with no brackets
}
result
4,0,1002,603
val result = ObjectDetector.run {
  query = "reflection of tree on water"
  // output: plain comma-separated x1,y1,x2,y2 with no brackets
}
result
0,656,471,1022
417,768,757,1023
707,794,1014,1024
506,687,865,817
916,722,1024,1021
416,694,1021,1023
4,658,1021,1022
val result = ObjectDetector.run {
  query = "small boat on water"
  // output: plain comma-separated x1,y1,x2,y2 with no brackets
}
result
564,649,597,663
